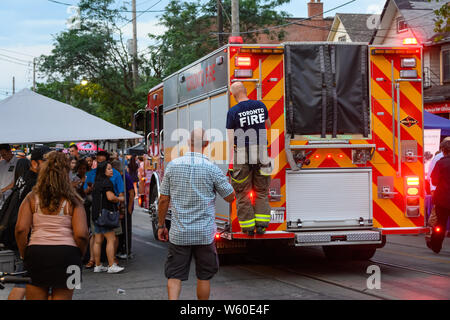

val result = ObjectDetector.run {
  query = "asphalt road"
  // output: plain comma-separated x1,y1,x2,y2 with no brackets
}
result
1,204,449,300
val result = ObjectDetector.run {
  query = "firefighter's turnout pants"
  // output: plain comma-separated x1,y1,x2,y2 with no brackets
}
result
230,145,272,233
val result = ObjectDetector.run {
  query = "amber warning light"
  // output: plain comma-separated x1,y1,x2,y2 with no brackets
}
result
403,38,418,45
235,56,252,67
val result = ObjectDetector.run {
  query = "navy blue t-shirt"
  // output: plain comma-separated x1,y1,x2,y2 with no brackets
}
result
226,100,269,146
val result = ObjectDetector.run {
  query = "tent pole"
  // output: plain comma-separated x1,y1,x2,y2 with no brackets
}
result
123,140,129,263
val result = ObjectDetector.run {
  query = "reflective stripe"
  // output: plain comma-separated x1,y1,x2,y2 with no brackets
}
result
239,219,256,227
259,169,272,176
255,214,271,222
230,174,249,184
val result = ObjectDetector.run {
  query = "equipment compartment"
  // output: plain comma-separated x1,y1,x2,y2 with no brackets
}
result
284,43,370,138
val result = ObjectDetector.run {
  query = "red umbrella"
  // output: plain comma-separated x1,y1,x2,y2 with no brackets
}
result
76,142,105,154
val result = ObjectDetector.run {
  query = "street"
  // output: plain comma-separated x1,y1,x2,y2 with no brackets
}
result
4,203,448,301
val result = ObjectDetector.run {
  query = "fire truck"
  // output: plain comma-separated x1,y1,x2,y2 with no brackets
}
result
137,38,428,260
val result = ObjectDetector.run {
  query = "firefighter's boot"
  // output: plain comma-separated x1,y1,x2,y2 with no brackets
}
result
256,226,266,235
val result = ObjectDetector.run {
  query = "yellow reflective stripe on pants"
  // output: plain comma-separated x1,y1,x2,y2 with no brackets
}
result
230,174,249,184
239,219,255,228
255,214,271,222
259,169,272,176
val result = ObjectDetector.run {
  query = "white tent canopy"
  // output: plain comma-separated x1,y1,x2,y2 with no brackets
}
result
0,88,142,144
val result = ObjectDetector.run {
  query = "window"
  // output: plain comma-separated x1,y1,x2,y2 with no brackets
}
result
338,36,347,42
397,17,407,33
443,50,450,83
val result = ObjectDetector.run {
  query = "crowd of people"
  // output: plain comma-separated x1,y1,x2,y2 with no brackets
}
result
0,143,140,300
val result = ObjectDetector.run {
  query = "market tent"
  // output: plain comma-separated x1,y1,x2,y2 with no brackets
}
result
0,88,141,144
424,111,450,136
0,88,141,261
126,141,146,155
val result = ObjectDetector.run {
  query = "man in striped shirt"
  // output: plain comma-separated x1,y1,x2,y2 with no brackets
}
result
158,128,235,300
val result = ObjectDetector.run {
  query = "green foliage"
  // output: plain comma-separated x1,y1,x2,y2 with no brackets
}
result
148,0,291,78
430,0,449,41
37,0,153,129
206,0,291,43
37,0,292,129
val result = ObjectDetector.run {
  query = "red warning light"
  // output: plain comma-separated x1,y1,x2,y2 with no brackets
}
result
215,233,221,240
435,227,441,233
327,154,332,159
314,154,320,159
338,154,344,159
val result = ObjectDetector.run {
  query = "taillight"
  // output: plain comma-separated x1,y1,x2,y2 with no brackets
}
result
407,187,419,196
405,176,420,217
235,56,251,67
407,177,420,186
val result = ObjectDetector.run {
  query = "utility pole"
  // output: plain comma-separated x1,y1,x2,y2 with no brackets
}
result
132,0,139,89
12,76,15,94
33,58,36,92
231,0,239,37
217,0,224,46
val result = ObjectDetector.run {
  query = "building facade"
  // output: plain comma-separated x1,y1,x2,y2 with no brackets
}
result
371,0,450,119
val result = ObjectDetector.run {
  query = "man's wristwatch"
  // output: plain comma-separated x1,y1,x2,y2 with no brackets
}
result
157,225,166,230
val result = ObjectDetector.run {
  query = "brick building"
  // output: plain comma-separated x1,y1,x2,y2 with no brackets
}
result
257,0,334,43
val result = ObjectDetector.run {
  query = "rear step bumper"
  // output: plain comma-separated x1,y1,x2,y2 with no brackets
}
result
294,230,382,247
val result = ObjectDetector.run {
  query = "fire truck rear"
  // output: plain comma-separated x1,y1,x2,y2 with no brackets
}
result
138,40,427,260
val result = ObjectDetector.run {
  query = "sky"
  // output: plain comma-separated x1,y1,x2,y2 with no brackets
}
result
0,0,386,98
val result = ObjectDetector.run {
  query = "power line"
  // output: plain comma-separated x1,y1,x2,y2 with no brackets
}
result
47,0,165,13
119,0,163,28
0,57,30,67
0,53,31,64
0,48,35,58
211,0,357,35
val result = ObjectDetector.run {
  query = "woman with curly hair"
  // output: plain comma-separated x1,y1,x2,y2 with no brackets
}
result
15,151,89,300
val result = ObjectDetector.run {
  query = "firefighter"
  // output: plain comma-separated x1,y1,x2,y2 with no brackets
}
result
226,81,272,236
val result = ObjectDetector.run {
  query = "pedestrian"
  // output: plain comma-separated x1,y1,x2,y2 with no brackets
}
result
84,151,124,199
0,144,19,210
427,136,450,194
69,144,80,160
112,160,135,259
428,140,450,254
158,128,235,300
69,156,78,183
15,151,89,300
91,161,125,273
5,146,50,300
128,155,139,199
85,155,93,172
226,81,272,236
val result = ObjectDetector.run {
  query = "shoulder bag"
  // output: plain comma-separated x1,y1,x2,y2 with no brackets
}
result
96,191,120,228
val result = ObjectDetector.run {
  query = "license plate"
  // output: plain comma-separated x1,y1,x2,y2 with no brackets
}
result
270,210,284,223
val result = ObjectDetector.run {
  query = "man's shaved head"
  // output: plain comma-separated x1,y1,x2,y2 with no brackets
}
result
189,128,209,151
230,82,248,101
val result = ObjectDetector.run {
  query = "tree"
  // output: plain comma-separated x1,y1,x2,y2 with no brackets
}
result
430,0,449,41
148,0,291,78
37,0,156,129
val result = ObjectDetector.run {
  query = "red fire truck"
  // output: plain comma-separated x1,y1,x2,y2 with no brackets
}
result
136,39,428,260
